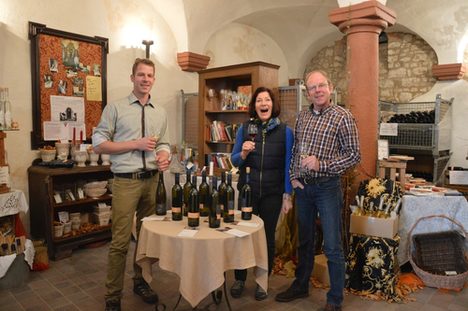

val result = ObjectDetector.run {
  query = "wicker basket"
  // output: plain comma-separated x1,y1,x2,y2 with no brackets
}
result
408,214,468,289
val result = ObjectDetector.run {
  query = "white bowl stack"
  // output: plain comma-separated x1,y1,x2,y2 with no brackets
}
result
93,203,111,226
84,181,108,198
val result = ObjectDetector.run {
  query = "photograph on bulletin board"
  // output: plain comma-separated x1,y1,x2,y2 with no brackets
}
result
28,21,108,149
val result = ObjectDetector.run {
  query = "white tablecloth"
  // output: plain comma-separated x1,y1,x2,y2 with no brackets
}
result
0,190,34,278
136,213,268,307
0,189,28,217
398,194,468,265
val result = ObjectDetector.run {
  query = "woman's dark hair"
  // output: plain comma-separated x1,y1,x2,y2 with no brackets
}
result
248,87,280,119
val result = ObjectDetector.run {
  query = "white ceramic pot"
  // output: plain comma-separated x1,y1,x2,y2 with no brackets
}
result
55,142,70,159
88,151,99,166
101,154,111,165
75,151,87,167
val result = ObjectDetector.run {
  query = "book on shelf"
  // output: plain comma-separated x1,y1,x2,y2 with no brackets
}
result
205,153,234,171
207,121,240,142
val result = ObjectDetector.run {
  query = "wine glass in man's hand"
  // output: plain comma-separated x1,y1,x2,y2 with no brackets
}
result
247,123,258,141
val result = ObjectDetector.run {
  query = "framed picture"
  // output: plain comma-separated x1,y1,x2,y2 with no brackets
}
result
28,21,108,149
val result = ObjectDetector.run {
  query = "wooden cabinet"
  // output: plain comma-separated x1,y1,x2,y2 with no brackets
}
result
198,62,279,171
28,165,113,260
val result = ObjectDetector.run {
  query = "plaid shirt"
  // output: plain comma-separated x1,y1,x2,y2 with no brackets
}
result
290,104,361,179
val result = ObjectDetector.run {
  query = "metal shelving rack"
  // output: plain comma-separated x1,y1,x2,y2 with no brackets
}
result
379,94,454,185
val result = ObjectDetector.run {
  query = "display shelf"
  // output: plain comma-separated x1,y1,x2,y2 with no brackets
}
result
206,141,235,145
205,110,248,114
28,164,113,260
52,194,112,208
53,224,111,242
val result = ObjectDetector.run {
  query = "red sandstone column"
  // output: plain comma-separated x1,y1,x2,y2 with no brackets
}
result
329,1,396,180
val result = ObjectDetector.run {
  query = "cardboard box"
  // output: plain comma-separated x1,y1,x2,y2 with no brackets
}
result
312,254,329,286
449,171,468,185
349,214,399,239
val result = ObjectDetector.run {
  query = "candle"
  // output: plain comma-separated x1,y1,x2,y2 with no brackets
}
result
72,127,76,145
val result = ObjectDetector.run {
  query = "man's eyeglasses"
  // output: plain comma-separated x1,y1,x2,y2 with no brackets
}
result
306,82,328,92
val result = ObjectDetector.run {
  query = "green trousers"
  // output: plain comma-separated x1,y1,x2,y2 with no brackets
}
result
105,174,157,301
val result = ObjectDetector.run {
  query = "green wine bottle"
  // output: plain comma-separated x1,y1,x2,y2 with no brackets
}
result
187,175,200,228
155,172,167,215
224,172,235,223
199,170,210,217
171,173,183,221
218,171,227,222
182,170,192,217
209,176,220,228
239,167,252,220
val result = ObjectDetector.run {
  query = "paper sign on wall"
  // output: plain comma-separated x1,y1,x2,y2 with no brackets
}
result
379,123,398,136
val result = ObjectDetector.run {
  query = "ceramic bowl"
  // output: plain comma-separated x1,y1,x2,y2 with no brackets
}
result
84,181,108,198
40,149,56,162
84,186,107,198
85,181,108,189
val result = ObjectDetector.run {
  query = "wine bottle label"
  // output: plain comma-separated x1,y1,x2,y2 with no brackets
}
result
199,203,204,209
216,214,221,220
188,212,200,218
172,207,181,213
228,209,235,215
242,206,252,212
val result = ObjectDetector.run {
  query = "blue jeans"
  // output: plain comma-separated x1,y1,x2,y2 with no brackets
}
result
293,176,344,306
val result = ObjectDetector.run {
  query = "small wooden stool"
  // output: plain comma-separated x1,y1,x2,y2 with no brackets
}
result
378,157,413,187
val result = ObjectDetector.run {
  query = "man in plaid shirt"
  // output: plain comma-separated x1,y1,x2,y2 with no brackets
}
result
276,70,360,311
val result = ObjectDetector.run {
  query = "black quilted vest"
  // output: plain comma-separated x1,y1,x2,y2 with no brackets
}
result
237,121,286,197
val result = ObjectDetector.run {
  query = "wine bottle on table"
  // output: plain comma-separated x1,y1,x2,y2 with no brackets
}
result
224,172,235,223
171,173,183,221
187,175,200,228
218,171,227,222
239,167,252,220
183,170,192,217
209,176,221,228
199,170,210,217
155,172,167,215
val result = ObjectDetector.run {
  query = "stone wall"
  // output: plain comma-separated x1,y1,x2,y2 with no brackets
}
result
304,32,438,105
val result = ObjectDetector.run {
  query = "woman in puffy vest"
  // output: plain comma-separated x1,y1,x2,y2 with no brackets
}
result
230,86,293,300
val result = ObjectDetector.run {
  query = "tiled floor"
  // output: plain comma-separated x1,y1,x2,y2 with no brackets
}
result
1,241,467,311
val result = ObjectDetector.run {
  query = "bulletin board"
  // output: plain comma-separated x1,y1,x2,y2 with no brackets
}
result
28,21,108,149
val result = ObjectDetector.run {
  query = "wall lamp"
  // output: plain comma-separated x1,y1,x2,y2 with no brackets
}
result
142,40,154,58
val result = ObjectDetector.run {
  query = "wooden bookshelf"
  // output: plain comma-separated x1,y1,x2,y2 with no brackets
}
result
198,61,279,173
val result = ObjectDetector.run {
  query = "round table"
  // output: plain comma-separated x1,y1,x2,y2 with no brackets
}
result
136,212,268,308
